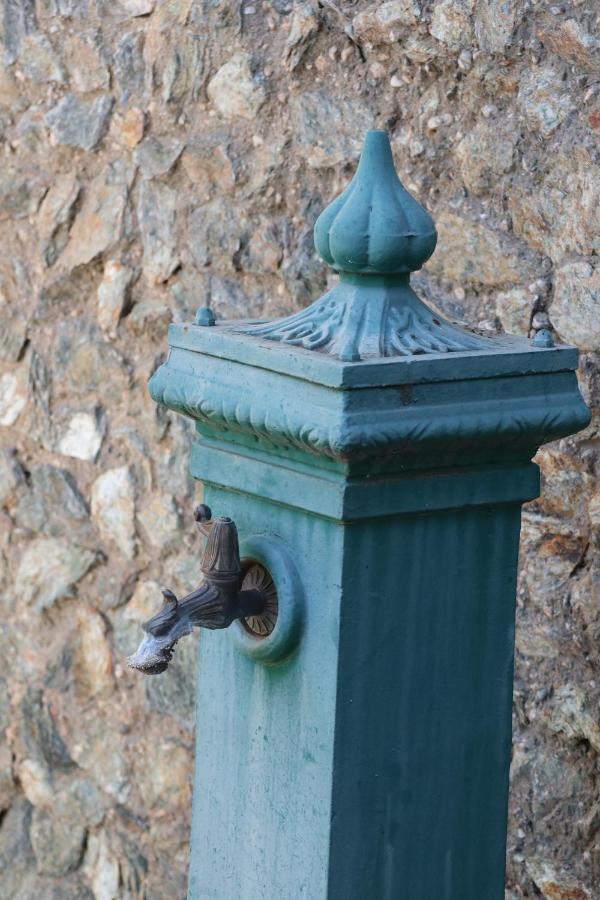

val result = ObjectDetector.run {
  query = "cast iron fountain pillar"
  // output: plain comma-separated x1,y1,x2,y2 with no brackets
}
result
129,131,590,899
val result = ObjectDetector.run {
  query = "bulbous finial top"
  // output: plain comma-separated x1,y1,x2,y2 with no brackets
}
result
314,130,437,274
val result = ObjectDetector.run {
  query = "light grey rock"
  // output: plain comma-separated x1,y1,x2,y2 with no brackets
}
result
15,537,99,611
517,66,575,136
17,758,54,808
91,465,136,558
53,322,132,401
19,33,65,83
144,635,197,730
0,368,28,426
127,295,172,339
207,52,265,120
134,133,184,179
0,167,47,221
430,0,473,50
53,0,90,15
546,684,600,754
454,119,516,195
161,31,207,103
26,350,53,450
136,490,181,550
290,91,373,168
84,831,120,900
36,173,81,267
552,260,600,352
496,287,532,336
1,0,37,65
137,180,179,284
187,199,244,271
118,0,155,14
0,799,34,900
284,0,319,71
14,463,91,540
114,31,145,101
30,802,86,876
46,93,114,151
18,688,73,769
0,303,28,362
474,0,518,53
57,408,106,461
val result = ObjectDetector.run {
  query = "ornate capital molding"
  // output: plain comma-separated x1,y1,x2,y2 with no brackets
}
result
235,130,493,362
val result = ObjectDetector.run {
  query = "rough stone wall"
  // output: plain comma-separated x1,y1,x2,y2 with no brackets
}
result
0,0,598,897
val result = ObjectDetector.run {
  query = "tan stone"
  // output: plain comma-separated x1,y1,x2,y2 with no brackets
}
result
91,466,136,559
430,0,474,50
352,1,421,45
15,537,99,611
136,491,181,550
527,859,592,899
426,212,536,287
60,162,132,271
207,53,265,120
538,19,600,73
125,579,162,623
63,32,110,92
181,141,236,201
18,759,54,808
455,119,516,195
474,0,518,53
518,66,575,136
119,107,145,149
284,0,319,71
495,287,532,336
509,149,600,261
74,606,114,697
551,261,600,352
97,260,135,337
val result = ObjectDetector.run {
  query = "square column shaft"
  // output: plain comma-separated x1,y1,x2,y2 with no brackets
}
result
149,322,590,900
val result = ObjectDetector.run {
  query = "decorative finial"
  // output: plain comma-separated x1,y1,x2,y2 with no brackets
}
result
234,130,491,361
314,130,437,275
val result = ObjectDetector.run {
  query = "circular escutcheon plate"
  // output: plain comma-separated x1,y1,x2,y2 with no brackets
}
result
230,534,303,664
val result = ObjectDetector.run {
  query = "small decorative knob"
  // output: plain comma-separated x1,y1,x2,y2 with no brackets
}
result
127,509,271,675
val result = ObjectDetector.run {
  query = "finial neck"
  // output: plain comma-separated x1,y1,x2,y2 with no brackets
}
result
355,130,396,177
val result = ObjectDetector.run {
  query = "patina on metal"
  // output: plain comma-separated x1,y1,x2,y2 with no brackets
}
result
127,506,275,674
237,129,490,360
130,130,591,900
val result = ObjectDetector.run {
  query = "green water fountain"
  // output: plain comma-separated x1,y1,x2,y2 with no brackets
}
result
128,131,590,899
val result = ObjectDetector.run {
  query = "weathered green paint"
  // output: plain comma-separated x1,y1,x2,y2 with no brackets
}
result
147,131,591,898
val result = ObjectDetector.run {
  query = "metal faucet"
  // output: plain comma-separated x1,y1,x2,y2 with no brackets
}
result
127,505,273,674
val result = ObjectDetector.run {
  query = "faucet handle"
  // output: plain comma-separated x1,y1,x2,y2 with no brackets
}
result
200,515,242,588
